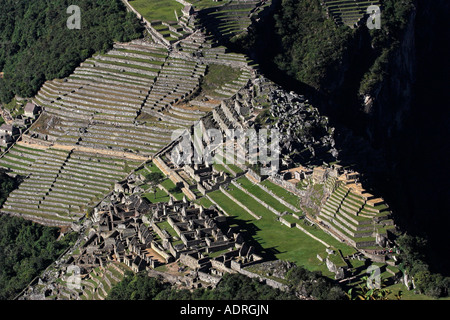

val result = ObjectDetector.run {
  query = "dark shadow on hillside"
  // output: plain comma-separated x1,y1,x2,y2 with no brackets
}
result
226,215,278,261
242,0,450,276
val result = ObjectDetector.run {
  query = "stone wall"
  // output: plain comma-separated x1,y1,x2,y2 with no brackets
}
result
231,179,281,216
246,168,261,182
219,185,261,220
252,176,299,212
279,217,294,228
197,271,222,285
232,265,289,292
151,241,173,263
268,175,306,198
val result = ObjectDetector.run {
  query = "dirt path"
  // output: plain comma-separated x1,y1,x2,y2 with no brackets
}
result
18,137,150,162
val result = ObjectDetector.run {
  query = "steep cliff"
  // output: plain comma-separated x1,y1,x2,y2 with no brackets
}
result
379,0,450,273
360,9,416,146
247,0,449,274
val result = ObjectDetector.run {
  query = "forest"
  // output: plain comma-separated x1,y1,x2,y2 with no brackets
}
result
0,0,143,103
270,0,415,97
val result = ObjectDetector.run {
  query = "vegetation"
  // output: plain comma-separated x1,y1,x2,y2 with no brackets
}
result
270,0,415,100
358,0,416,95
198,64,242,97
346,275,394,300
108,265,350,300
0,0,143,103
0,215,78,299
208,189,353,274
142,188,170,203
286,265,346,300
190,0,226,10
0,171,18,207
129,0,183,23
272,0,352,92
236,176,295,213
396,234,449,298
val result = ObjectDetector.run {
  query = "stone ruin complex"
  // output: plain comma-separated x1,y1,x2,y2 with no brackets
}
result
1,0,403,299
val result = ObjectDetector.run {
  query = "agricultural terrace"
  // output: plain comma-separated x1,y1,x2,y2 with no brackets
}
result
128,0,184,22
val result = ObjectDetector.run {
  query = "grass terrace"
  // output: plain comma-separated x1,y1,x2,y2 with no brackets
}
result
207,188,354,276
323,0,381,26
190,0,226,10
199,64,242,97
113,48,168,59
129,0,184,23
260,179,302,210
235,176,297,214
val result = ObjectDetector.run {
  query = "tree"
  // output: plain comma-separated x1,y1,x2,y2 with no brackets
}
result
0,215,76,299
346,276,392,300
396,234,449,298
146,172,164,199
108,272,297,300
0,171,18,206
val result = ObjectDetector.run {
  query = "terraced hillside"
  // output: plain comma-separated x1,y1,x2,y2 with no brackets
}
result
323,0,382,27
30,40,207,155
48,262,130,300
205,175,356,272
0,28,256,226
317,181,394,249
0,143,141,226
196,0,273,43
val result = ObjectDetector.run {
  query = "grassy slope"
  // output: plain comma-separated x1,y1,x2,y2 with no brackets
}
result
129,0,183,22
208,188,354,276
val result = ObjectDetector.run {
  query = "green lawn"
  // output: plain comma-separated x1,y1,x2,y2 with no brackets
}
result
385,283,450,300
209,189,351,277
157,220,179,238
160,178,184,200
260,179,302,210
208,190,254,219
212,163,232,175
143,188,170,203
226,184,274,217
190,0,225,10
129,0,183,22
236,176,296,214
199,64,242,97
226,163,244,175
198,196,213,208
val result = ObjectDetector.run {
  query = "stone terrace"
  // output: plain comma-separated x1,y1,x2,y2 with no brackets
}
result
317,172,395,250
31,40,173,156
322,0,381,27
1,32,257,226
0,143,140,226
196,0,272,42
